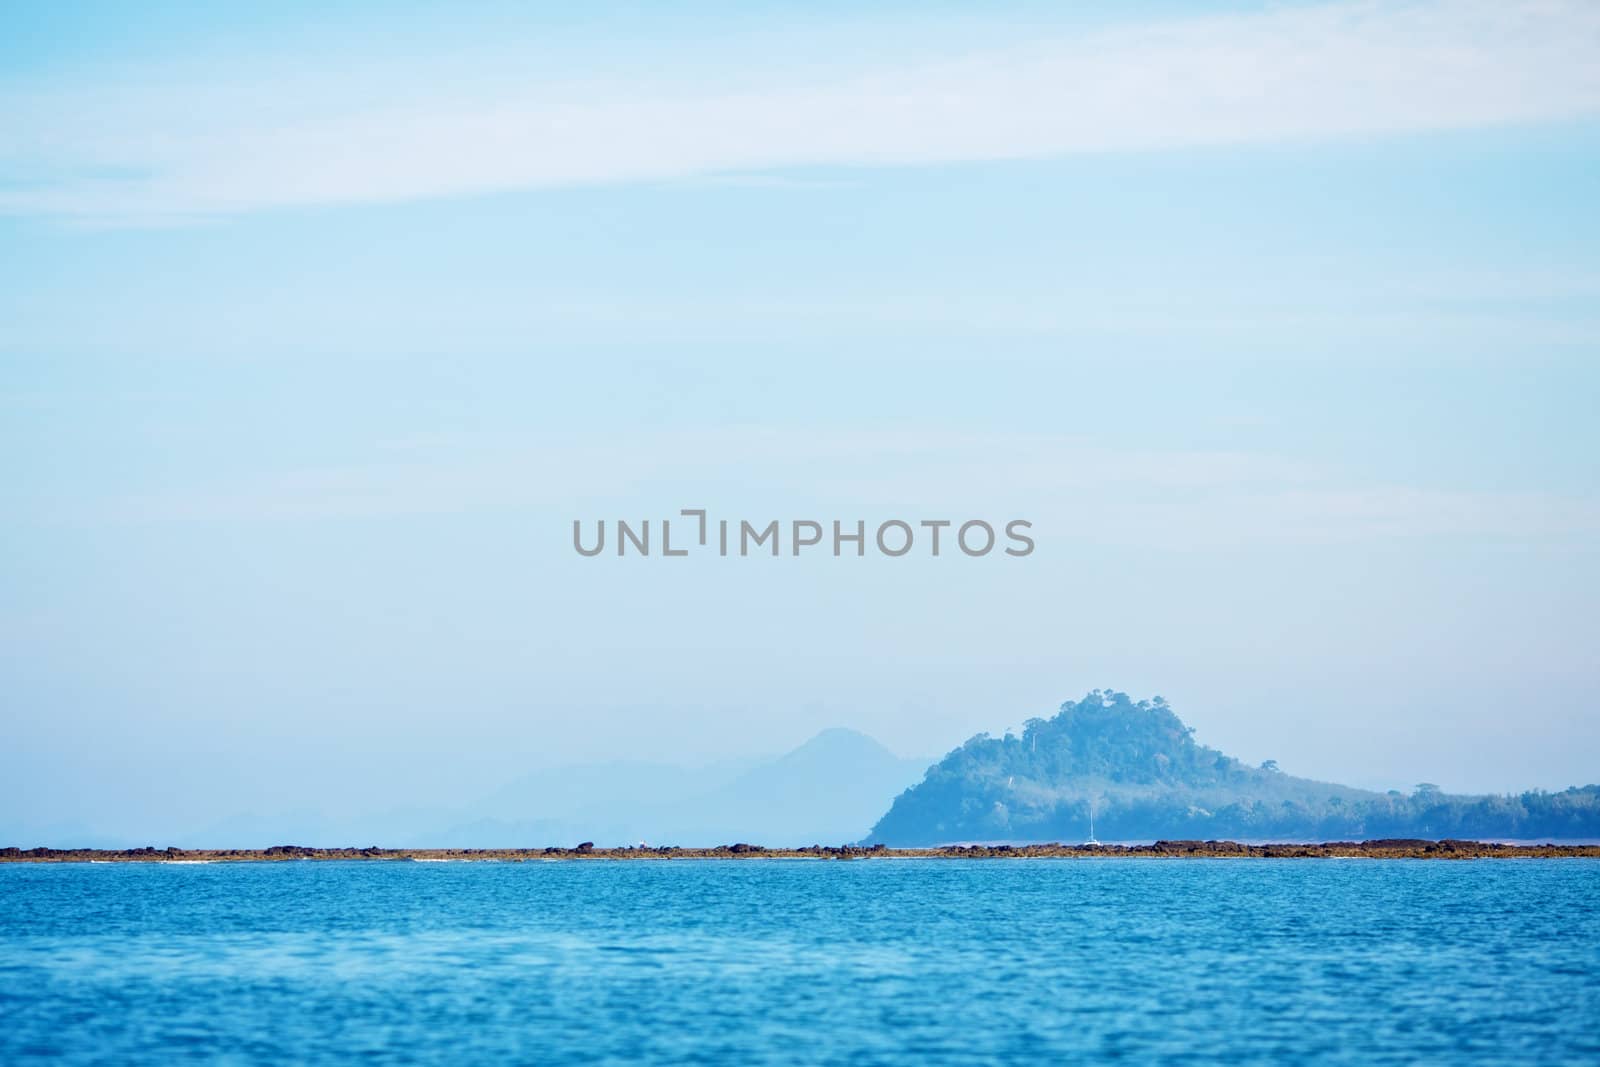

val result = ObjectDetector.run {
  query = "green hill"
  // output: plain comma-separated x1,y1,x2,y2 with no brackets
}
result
864,690,1600,845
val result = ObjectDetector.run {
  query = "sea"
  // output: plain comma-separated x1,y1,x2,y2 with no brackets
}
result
2,858,1597,1064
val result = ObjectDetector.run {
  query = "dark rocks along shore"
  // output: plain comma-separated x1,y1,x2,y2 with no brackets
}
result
3,840,1597,862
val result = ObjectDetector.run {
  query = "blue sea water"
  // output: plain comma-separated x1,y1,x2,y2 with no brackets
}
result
2,859,1598,1064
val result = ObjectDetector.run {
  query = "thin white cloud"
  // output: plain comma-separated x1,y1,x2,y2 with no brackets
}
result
3,0,1598,221
89,426,1600,545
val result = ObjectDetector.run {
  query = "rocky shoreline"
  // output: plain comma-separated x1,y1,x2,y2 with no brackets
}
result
4,839,1599,863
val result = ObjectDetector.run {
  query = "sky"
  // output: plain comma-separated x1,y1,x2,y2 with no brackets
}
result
3,1,1598,843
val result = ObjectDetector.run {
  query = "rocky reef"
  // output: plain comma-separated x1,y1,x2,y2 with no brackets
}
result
3,839,1597,862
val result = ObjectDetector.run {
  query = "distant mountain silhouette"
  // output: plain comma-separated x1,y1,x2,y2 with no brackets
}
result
864,690,1600,845
679,728,932,845
43,730,928,850
433,728,930,847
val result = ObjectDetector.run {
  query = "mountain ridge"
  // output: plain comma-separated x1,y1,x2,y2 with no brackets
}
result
83,728,930,850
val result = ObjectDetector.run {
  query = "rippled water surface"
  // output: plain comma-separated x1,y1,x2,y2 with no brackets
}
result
2,859,1598,1064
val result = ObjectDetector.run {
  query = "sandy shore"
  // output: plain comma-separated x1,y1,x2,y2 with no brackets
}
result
4,839,1599,862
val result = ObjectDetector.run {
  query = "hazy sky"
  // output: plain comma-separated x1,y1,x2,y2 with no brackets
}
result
3,1,1598,841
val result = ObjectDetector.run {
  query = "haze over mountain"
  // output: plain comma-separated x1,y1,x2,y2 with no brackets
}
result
7,729,929,850
442,728,930,847
865,691,1600,846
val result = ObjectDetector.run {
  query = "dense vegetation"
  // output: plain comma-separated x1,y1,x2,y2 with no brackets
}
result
865,691,1600,845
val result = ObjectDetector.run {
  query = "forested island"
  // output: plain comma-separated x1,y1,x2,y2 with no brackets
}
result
865,691,1600,846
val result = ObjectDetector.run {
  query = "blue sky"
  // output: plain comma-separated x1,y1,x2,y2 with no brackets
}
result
3,1,1598,842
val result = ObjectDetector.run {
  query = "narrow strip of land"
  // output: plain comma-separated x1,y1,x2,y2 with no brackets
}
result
4,840,1598,862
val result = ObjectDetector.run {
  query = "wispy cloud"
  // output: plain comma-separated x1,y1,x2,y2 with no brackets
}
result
89,427,1600,546
3,0,1598,222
